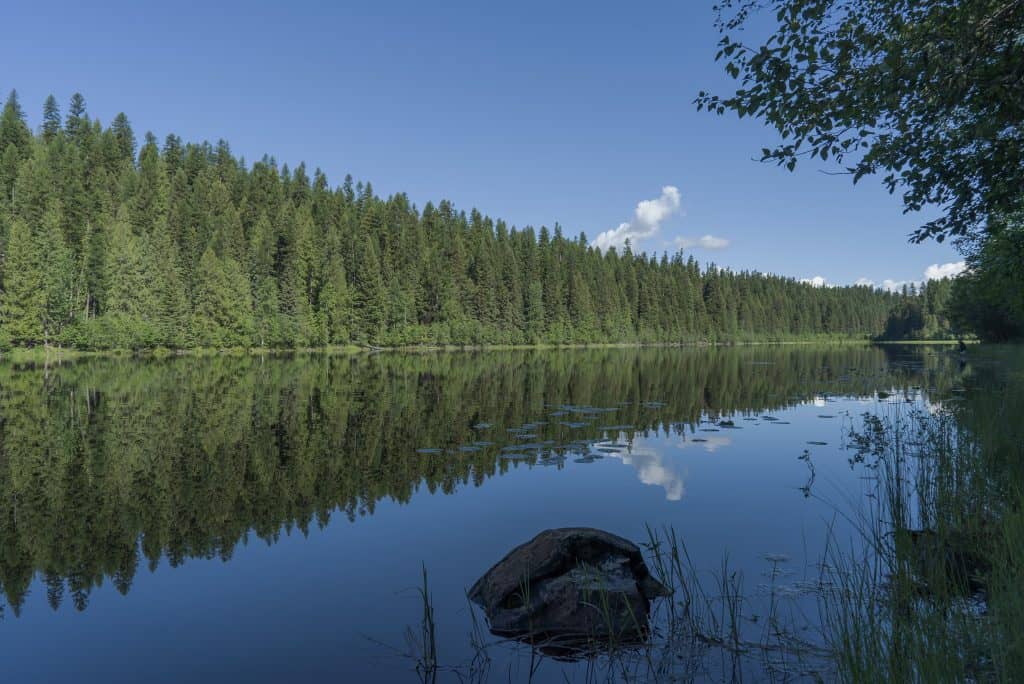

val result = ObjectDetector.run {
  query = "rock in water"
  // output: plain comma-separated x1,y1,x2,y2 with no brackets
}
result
468,528,670,652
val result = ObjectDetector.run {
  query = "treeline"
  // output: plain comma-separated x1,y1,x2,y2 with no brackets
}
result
0,345,958,613
0,91,901,349
878,278,957,341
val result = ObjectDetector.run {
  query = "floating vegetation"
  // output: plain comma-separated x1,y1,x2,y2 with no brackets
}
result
762,416,779,421
560,421,590,429
700,428,721,432
817,414,836,419
514,433,539,440
806,441,828,446
511,442,545,451
769,421,792,425
718,419,736,427
415,448,443,455
691,438,708,443
877,391,892,399
595,447,622,454
499,453,535,461
762,553,792,563
573,456,598,464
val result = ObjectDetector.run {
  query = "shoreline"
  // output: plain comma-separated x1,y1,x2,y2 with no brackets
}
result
0,337,973,364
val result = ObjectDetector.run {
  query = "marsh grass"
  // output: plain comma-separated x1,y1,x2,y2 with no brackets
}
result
818,394,1023,683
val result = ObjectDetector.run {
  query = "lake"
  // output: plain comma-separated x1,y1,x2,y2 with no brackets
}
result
0,345,990,682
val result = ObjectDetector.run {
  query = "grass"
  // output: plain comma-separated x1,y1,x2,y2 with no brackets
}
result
818,397,1023,682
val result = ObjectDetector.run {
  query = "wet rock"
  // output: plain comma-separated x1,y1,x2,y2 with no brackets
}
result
468,528,670,650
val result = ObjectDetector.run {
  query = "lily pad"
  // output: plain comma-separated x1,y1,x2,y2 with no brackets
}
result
500,453,535,461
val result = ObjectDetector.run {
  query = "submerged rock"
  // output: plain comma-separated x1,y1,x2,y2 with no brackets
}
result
468,528,670,652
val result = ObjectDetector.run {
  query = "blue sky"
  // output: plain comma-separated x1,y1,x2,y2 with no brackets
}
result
1,0,963,287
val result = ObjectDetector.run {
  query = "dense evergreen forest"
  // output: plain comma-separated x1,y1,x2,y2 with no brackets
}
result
0,91,906,350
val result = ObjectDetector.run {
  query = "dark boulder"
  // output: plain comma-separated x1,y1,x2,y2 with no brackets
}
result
468,528,670,652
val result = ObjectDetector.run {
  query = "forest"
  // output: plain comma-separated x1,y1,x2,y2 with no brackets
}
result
0,91,911,350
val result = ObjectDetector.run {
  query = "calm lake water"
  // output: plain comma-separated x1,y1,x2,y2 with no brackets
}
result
0,345,991,682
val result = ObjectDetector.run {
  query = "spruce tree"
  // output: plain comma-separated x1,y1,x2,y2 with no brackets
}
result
41,96,61,140
0,218,45,345
0,90,31,201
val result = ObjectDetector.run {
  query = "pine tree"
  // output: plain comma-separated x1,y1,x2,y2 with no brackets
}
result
98,209,159,346
38,203,75,345
65,93,87,141
110,113,136,164
351,229,385,343
190,248,254,347
0,90,32,201
41,96,61,141
0,218,45,344
320,249,351,344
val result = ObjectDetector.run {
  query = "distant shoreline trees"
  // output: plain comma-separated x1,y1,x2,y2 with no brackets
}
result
0,90,905,350
698,0,1023,341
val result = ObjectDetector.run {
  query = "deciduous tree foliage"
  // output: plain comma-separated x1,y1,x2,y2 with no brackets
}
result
948,216,1024,341
697,0,1024,243
0,92,904,349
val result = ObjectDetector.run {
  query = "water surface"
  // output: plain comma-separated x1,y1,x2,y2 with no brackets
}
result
0,345,980,681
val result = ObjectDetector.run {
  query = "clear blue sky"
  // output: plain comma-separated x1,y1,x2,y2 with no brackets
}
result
1,0,962,287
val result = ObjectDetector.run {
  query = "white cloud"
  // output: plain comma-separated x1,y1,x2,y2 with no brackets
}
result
675,234,730,250
591,186,681,251
800,275,828,287
881,279,908,292
924,261,966,281
856,261,966,293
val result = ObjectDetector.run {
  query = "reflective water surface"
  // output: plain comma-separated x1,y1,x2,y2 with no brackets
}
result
0,345,984,681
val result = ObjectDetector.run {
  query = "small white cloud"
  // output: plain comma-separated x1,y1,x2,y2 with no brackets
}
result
800,276,828,287
856,261,965,292
881,279,908,292
592,186,681,251
924,261,966,281
675,234,730,250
